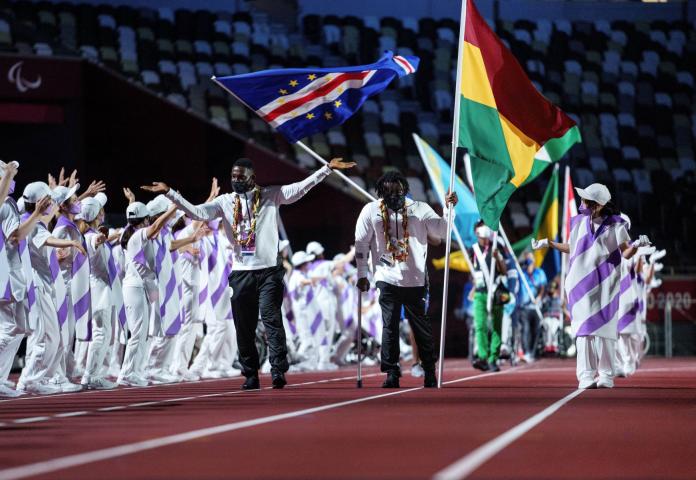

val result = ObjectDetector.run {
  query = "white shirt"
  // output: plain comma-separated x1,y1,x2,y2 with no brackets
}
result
27,222,53,288
355,199,452,288
166,166,332,271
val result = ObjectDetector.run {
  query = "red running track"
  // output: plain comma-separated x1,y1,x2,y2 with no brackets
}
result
0,358,695,480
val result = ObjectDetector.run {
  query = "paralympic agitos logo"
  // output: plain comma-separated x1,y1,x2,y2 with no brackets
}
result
7,61,42,92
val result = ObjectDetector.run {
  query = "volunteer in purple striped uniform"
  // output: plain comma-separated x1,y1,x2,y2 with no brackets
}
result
287,250,320,370
145,156,355,390
533,183,649,389
331,253,359,366
17,182,86,394
52,184,90,381
75,198,117,390
355,171,458,388
0,161,32,397
118,202,178,386
106,227,127,377
144,196,183,384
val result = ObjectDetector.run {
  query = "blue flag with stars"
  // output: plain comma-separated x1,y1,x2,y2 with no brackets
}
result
213,51,419,143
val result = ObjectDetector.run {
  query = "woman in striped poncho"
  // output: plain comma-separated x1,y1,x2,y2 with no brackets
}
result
532,183,650,389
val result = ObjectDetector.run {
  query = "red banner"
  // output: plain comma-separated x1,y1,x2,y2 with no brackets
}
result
646,276,696,322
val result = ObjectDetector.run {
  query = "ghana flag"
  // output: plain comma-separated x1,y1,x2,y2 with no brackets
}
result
457,0,581,229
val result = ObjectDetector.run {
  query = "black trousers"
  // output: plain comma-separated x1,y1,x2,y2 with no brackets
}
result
376,281,436,376
229,264,289,378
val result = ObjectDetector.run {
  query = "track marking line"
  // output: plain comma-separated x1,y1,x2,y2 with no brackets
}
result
12,417,50,424
53,412,87,418
0,372,382,426
0,369,521,480
432,388,584,480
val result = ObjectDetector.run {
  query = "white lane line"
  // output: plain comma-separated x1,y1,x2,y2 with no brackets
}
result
53,412,87,419
1,372,383,426
0,369,520,480
432,388,584,480
13,417,50,424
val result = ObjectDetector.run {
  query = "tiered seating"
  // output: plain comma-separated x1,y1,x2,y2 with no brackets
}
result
0,1,693,260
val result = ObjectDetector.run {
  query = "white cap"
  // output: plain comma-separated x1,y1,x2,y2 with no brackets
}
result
22,181,58,203
306,241,324,256
75,197,101,222
0,160,19,177
291,251,315,267
94,192,108,208
17,198,25,213
575,183,611,206
126,201,149,219
146,195,170,216
279,239,290,253
333,253,345,262
475,224,492,239
52,184,80,205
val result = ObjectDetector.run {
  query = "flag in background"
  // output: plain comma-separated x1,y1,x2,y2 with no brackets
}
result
562,165,578,244
213,51,419,143
512,165,560,278
456,0,581,229
413,133,480,248
432,250,471,272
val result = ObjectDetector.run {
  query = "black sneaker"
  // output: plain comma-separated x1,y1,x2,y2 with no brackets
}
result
472,358,490,371
488,361,500,372
242,375,260,390
272,372,287,389
424,370,437,388
381,373,400,388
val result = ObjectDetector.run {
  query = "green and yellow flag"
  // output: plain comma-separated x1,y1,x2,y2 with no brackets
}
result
457,0,581,229
512,166,559,271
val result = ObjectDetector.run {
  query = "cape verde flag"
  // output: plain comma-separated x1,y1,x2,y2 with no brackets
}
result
213,51,419,143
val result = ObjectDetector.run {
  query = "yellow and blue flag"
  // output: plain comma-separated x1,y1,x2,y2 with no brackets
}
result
413,133,479,247
213,52,419,143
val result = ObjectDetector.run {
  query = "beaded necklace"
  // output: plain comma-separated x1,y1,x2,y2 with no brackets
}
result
231,187,261,247
379,200,409,262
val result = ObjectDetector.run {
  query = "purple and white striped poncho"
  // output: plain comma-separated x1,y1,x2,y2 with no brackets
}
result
204,227,233,321
2,203,36,330
617,258,640,335
0,217,12,302
565,214,630,339
54,215,92,341
153,226,182,336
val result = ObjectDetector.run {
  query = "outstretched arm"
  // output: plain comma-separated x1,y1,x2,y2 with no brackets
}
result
276,158,356,206
145,205,178,240
533,238,570,254
45,237,87,256
0,161,18,206
11,196,52,244
143,182,224,222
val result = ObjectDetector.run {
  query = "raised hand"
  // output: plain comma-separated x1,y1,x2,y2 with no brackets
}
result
141,182,170,194
531,238,549,250
1,160,18,178
122,187,136,204
445,191,458,207
207,177,220,202
85,180,106,197
72,240,87,257
35,196,53,215
328,158,357,170
58,167,67,186
68,169,79,188
47,173,57,190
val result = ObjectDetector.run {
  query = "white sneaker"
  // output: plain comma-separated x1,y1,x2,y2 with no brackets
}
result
84,377,118,390
25,381,62,395
597,377,614,389
149,372,177,384
118,376,148,387
615,366,627,378
316,361,339,371
2,379,16,388
181,371,200,382
222,368,242,378
0,384,24,397
200,369,224,379
50,377,82,392
523,353,535,364
411,363,425,378
578,378,597,389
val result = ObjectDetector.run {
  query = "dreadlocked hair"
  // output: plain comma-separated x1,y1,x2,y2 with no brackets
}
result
375,171,410,198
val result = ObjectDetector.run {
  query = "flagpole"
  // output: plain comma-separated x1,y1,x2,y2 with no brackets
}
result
211,76,377,204
437,0,468,388
560,165,570,303
412,133,476,274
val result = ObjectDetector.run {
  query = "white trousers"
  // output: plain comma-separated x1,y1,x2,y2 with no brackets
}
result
190,311,228,374
18,286,61,386
576,335,617,383
83,307,113,382
147,334,177,377
616,333,641,372
101,312,121,377
0,300,27,382
171,321,198,374
119,286,150,380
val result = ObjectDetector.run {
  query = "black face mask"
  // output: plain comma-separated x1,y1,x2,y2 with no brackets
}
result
231,180,251,194
384,194,405,211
